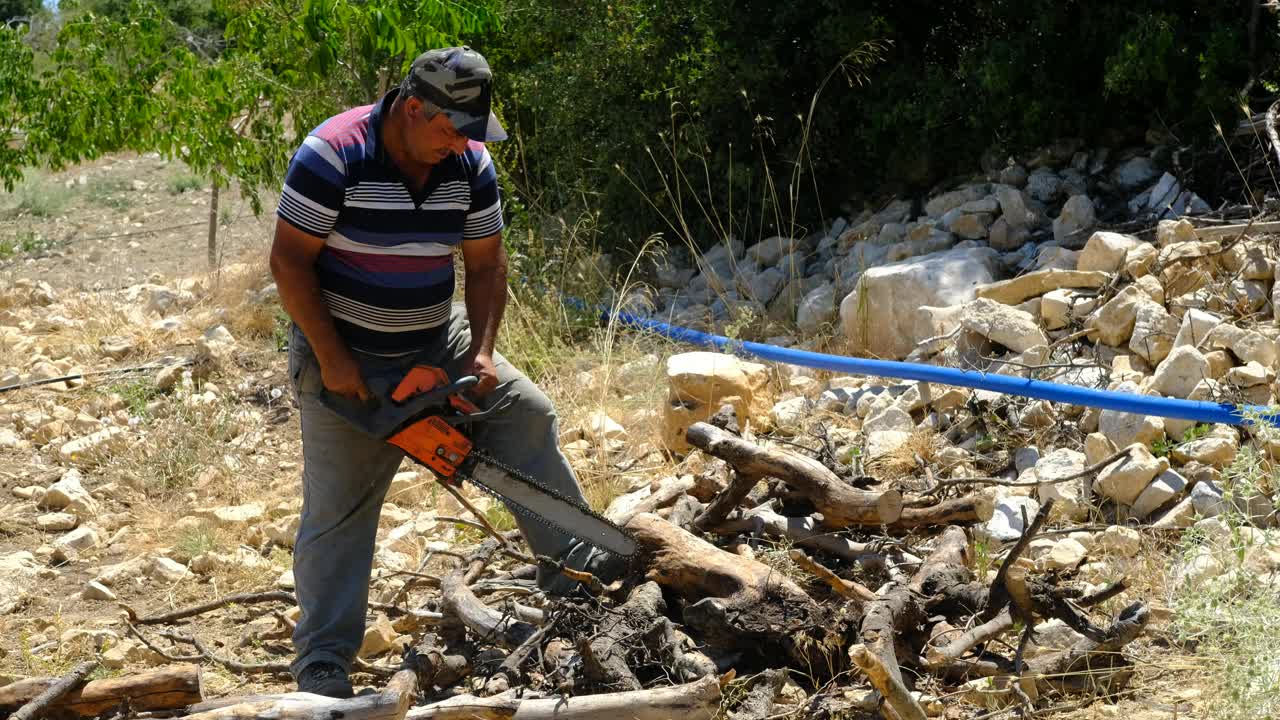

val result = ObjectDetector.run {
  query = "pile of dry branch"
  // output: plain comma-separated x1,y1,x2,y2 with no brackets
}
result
0,405,1155,720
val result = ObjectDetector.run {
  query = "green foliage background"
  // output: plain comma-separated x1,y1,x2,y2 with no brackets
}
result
0,0,1275,247
476,0,1271,246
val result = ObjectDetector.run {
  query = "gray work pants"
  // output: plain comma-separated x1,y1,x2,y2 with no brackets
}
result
287,306,611,679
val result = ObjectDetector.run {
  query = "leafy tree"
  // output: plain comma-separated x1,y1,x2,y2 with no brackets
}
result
0,0,40,23
0,0,501,206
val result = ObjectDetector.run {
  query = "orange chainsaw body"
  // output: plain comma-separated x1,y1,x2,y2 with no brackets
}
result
386,365,476,480
389,415,473,479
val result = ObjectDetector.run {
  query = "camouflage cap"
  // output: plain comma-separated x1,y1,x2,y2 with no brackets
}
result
405,46,508,143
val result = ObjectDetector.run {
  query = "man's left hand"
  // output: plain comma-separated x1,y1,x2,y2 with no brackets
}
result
466,352,500,396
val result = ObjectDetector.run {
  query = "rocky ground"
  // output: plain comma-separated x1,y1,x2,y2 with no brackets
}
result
0,142,1276,719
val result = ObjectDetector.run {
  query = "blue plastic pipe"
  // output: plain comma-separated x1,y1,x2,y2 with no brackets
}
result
599,307,1278,427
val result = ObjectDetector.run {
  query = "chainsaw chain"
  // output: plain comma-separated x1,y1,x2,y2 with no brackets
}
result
457,449,638,560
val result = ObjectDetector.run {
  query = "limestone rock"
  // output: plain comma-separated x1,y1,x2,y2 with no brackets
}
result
983,496,1041,542
1156,218,1197,246
1097,385,1164,449
1124,243,1159,278
769,397,813,435
1027,169,1063,203
358,615,399,658
1086,286,1145,346
155,363,186,391
36,512,79,532
1095,525,1141,557
0,551,40,614
1113,157,1160,190
54,526,101,553
387,472,430,506
43,468,98,516
1094,445,1169,506
149,556,191,583
1033,449,1088,520
1225,361,1274,388
59,426,128,463
1151,345,1210,399
1172,436,1238,468
1128,301,1177,366
82,580,117,601
1041,538,1087,571
1173,309,1222,350
796,282,837,334
1131,469,1188,519
1084,433,1117,466
1191,479,1225,518
192,503,266,528
995,185,1042,228
1222,242,1274,281
98,336,134,360
974,269,1109,306
664,352,771,453
1151,497,1197,529
1040,289,1097,330
840,246,999,360
583,411,627,443
926,185,989,217
960,298,1047,352
1053,195,1096,246
864,405,913,460
988,217,1030,251
746,236,795,265
1077,232,1142,273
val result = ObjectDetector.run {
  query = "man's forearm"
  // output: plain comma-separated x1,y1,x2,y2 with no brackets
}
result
464,262,508,357
272,261,349,366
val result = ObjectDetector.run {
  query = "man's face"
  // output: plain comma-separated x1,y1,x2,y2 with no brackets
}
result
402,96,470,166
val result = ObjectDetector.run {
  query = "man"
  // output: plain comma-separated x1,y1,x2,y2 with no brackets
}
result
270,47,614,699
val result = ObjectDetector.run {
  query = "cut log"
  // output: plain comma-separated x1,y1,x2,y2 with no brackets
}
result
625,513,823,664
9,661,96,720
0,663,202,717
850,645,927,720
405,675,722,720
686,422,903,526
182,668,417,720
727,668,786,720
440,568,537,649
890,497,981,529
581,581,667,691
1025,602,1149,695
712,506,883,565
859,527,971,705
694,469,762,532
608,475,696,527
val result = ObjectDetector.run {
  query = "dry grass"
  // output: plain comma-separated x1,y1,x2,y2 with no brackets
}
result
870,427,944,480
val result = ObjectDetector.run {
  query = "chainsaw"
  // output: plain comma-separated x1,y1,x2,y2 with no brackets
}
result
318,365,638,559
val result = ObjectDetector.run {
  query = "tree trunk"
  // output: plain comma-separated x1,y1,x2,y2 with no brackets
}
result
405,675,722,720
182,669,416,720
440,568,537,649
685,422,903,527
625,513,824,666
207,179,220,271
0,664,202,717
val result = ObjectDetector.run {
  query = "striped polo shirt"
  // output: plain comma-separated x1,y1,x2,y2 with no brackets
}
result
276,89,504,356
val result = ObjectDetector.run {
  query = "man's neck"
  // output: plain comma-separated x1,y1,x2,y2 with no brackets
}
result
381,101,432,187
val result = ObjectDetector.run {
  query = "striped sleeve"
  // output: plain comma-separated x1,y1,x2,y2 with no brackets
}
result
276,135,346,238
462,142,504,240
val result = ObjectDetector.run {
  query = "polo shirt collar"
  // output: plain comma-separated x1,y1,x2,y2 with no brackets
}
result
368,88,400,166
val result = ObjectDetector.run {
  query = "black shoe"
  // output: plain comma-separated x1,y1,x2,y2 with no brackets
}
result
296,661,353,698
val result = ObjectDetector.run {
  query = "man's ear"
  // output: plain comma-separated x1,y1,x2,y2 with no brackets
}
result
403,95,424,120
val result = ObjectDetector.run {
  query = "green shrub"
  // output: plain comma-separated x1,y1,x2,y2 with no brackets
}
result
479,0,1271,249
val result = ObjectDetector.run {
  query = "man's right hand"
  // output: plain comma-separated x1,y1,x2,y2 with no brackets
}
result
319,350,371,401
